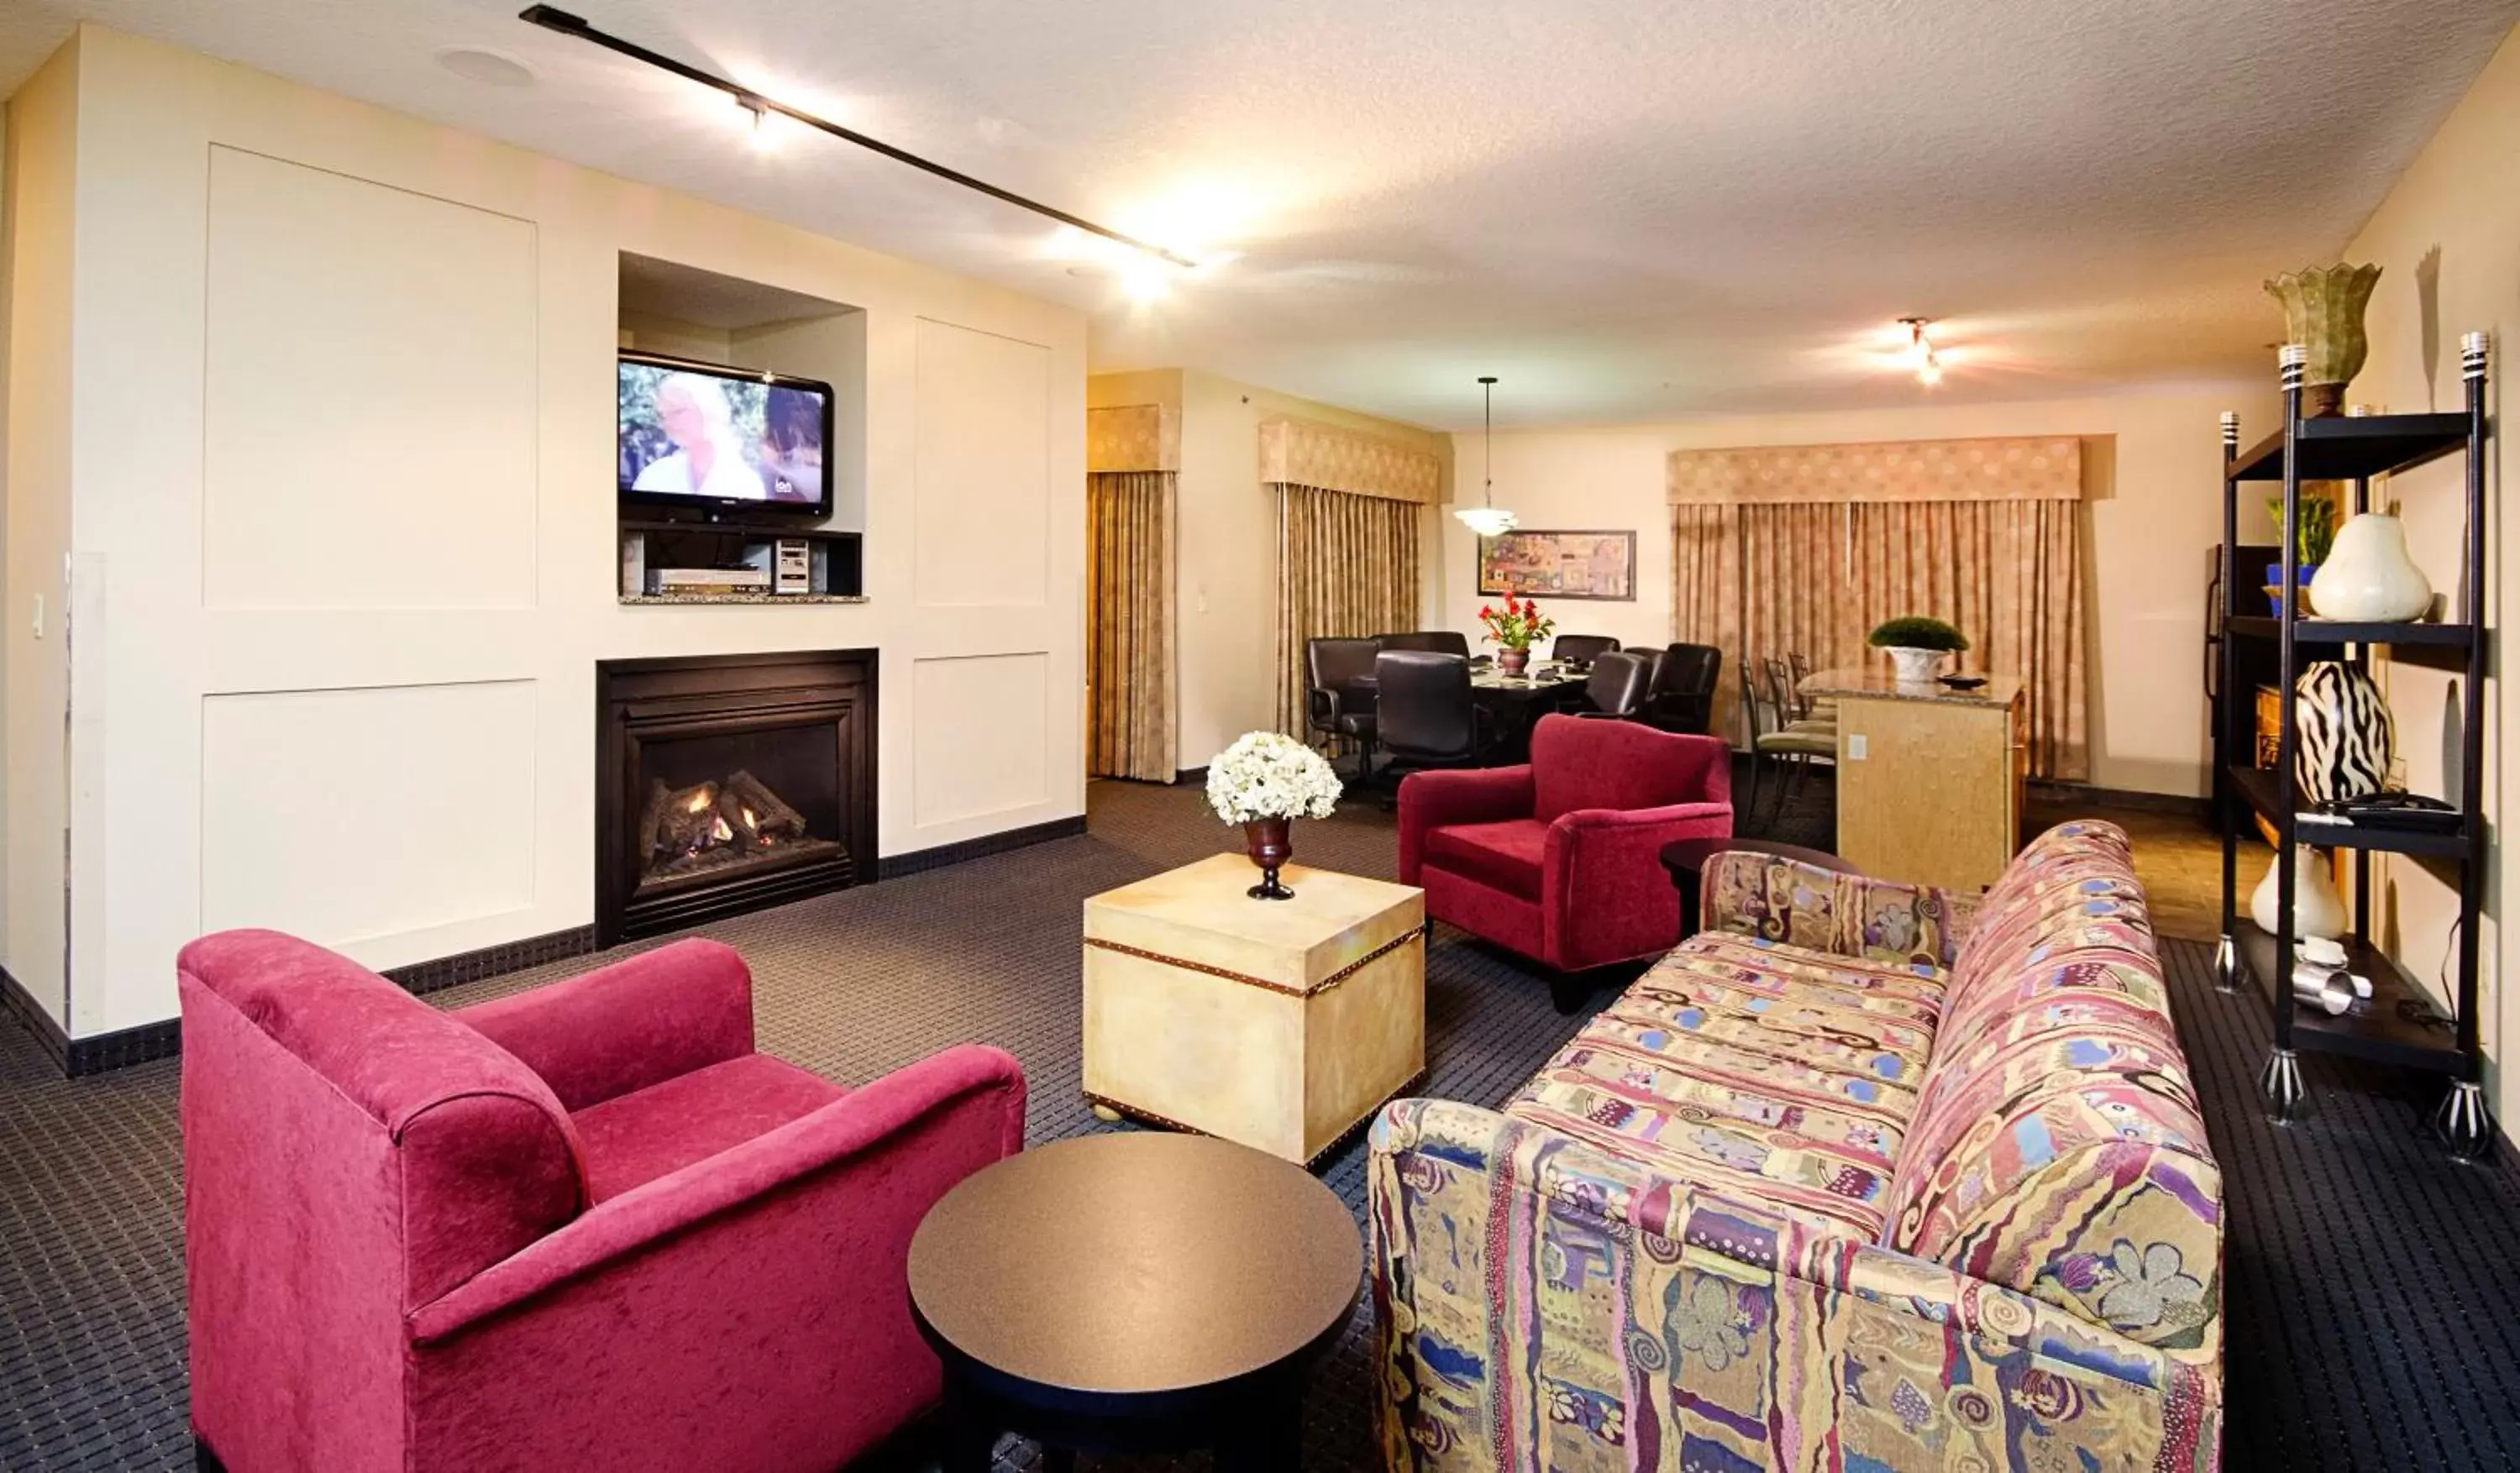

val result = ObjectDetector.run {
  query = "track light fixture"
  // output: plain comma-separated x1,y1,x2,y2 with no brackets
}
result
517,6,1200,270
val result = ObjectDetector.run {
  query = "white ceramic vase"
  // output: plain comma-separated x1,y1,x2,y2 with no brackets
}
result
2250,846,2348,941
1884,647,1946,684
2309,513,2433,621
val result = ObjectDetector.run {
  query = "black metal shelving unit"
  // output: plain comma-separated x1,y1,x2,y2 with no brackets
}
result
2213,333,2493,1159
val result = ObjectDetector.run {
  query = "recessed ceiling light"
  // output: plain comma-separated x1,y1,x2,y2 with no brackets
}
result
435,46,538,86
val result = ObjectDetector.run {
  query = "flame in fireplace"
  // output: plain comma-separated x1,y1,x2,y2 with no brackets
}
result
685,790,713,814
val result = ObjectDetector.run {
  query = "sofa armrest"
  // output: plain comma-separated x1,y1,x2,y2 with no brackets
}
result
1367,1099,2218,1470
454,939,755,1110
408,1043,1026,1344
1699,851,1977,970
1396,765,1534,884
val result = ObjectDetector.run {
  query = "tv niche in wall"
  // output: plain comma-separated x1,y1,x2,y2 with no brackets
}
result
615,251,869,604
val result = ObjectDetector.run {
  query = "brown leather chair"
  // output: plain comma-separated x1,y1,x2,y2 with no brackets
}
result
1575,650,1652,719
1642,643,1721,734
1551,634,1620,667
1373,651,1494,772
1376,631,1472,659
1305,637,1381,773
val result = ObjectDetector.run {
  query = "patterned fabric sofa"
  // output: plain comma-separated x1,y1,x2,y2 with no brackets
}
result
1367,821,2223,1471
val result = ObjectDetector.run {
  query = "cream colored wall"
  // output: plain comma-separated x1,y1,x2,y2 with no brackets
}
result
2342,23,2520,1131
39,25,1087,1037
618,310,732,362
1147,369,1446,774
0,38,76,1027
1438,388,2274,796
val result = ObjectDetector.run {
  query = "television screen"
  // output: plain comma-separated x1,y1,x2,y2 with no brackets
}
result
618,354,832,513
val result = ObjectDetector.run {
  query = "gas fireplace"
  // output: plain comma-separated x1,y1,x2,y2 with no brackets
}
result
596,650,876,946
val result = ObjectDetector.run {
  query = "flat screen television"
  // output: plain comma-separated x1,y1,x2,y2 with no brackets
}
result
618,351,833,517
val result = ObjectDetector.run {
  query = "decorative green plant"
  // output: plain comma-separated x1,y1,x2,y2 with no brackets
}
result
1867,616,1969,652
2266,495,2339,565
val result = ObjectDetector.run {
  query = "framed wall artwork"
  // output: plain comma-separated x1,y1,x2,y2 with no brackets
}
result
1477,529,1637,601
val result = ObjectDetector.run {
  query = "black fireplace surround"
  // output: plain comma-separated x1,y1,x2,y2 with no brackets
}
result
596,649,877,946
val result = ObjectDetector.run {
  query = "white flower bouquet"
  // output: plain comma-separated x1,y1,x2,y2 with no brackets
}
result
1205,731,1341,826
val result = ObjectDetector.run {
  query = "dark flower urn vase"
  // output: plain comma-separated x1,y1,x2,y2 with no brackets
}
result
1242,817,1295,900
1498,647,1530,674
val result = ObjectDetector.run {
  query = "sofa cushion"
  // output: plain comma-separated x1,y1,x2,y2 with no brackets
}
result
1887,820,2223,1359
1423,818,1547,901
571,1053,846,1203
1504,933,1945,1241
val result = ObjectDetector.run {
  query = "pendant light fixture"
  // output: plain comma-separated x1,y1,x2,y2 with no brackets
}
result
1455,376,1519,537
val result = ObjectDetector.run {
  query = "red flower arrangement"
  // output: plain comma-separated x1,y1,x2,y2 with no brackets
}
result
1477,595,1554,651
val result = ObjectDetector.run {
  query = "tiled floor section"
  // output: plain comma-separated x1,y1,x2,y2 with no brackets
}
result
4,774,2518,1470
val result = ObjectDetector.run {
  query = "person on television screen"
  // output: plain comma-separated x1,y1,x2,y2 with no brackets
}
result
634,372,769,501
759,386,824,503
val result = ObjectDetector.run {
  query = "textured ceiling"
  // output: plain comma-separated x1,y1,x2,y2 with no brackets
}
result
4,1,2514,427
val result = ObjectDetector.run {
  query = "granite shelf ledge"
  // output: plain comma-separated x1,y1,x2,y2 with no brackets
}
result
620,592,869,605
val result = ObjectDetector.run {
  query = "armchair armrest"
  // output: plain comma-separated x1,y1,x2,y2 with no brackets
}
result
409,1043,1025,1345
1538,800,1732,969
454,939,753,1110
1700,852,1977,969
1396,765,1534,883
1367,1099,2218,1470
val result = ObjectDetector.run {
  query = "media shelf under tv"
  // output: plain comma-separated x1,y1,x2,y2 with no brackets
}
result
619,519,864,602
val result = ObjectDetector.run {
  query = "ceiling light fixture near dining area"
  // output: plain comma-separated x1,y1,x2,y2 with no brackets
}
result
1456,376,1519,537
1898,317,1945,386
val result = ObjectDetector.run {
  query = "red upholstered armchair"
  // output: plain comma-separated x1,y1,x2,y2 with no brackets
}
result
1399,713,1732,975
179,931,1026,1473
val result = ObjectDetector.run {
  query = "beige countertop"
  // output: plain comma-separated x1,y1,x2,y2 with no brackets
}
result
1803,665,2023,708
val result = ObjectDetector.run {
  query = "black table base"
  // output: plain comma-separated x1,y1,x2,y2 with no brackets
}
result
937,1355,1312,1472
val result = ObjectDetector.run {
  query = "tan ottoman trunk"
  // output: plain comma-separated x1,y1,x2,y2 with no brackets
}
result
1082,853,1425,1164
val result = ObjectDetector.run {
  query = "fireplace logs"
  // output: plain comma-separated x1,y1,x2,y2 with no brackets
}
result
642,769,824,880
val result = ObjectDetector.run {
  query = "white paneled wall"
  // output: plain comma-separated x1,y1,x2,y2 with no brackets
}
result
24,26,1087,1036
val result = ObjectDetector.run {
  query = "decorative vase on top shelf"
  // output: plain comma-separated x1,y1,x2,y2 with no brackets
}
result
2309,513,2433,621
2265,262,2382,418
2251,846,2348,941
1205,731,1341,902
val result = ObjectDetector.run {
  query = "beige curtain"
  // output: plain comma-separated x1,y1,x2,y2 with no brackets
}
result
1273,483,1421,738
1670,499,2087,779
1086,471,1176,782
1851,501,2087,780
1672,503,1856,745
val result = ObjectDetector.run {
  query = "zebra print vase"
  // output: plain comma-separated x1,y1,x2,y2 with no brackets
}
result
2294,661,2394,802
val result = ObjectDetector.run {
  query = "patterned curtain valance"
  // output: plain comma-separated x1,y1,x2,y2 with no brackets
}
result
1258,416,1441,505
1667,435,2084,506
1088,404,1180,473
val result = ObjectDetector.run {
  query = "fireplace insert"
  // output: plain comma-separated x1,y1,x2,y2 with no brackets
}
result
596,650,876,946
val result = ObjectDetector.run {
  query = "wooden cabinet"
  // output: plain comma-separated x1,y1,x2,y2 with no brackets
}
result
1809,668,2024,892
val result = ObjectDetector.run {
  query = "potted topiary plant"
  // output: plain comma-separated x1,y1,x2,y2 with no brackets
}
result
1868,615,1968,685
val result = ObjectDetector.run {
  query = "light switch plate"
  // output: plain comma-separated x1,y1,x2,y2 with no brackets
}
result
1847,732,1868,760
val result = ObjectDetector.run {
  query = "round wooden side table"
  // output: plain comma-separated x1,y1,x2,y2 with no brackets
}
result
1660,836,1861,942
906,1133,1362,1472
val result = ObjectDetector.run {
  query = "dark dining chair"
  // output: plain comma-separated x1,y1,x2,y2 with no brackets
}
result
1305,637,1382,776
1376,631,1471,659
1574,651,1652,719
1641,643,1721,735
1373,651,1494,775
1551,634,1620,667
